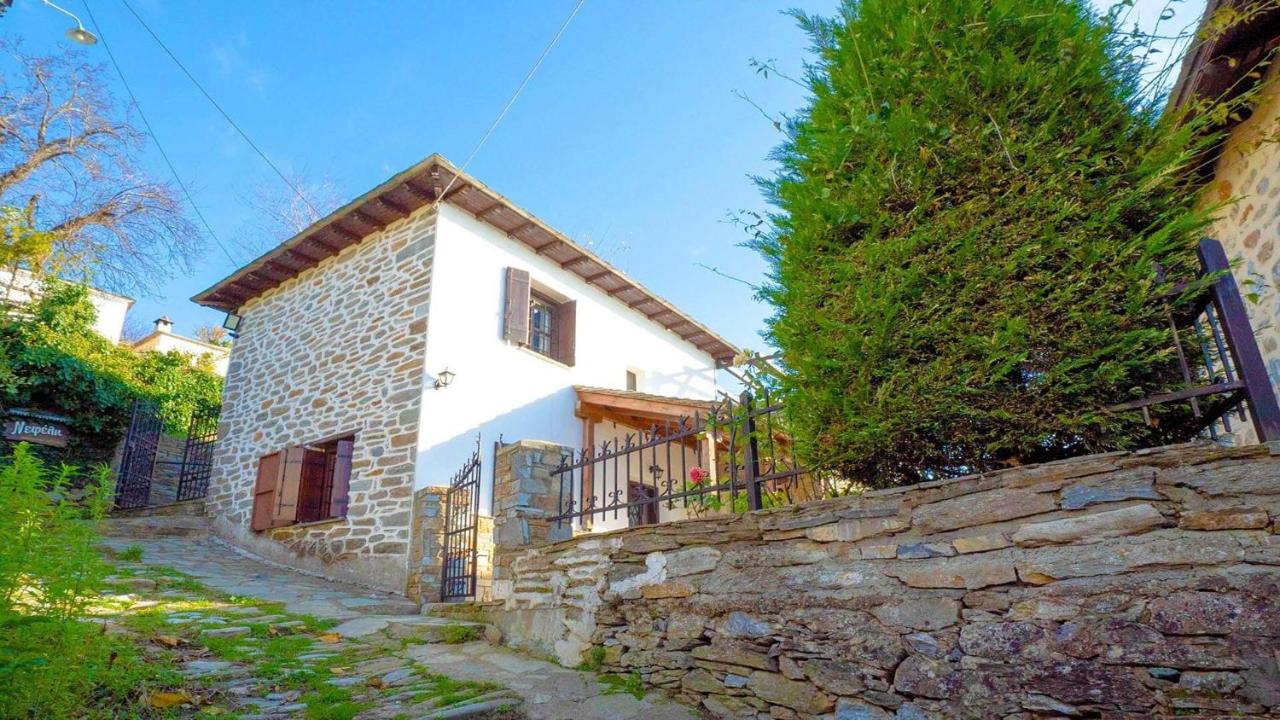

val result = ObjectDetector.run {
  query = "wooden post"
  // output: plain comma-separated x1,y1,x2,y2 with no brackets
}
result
1199,238,1280,442
742,391,763,511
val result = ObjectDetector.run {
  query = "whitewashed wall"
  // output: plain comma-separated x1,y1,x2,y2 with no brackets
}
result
414,205,720,514
134,332,231,376
0,267,132,343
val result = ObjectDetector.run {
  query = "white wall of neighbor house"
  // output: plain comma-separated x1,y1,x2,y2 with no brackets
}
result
134,332,231,376
414,204,720,513
0,267,132,343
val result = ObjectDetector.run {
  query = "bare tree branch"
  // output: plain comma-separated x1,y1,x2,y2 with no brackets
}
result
0,40,201,296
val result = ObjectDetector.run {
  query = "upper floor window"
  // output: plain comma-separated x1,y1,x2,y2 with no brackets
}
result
625,370,638,391
529,293,557,358
503,267,576,366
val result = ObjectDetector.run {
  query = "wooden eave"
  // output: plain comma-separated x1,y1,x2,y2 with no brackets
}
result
1166,0,1280,177
192,154,738,364
574,386,715,435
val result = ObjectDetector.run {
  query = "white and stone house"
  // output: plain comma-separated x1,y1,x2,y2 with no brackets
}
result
131,316,232,376
193,155,738,594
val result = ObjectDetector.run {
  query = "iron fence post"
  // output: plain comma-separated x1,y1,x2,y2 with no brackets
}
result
742,390,763,511
1199,238,1280,442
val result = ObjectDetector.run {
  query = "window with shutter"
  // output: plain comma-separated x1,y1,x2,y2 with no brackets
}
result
554,299,576,366
503,267,531,344
251,452,283,531
273,445,305,527
328,439,353,519
252,435,355,531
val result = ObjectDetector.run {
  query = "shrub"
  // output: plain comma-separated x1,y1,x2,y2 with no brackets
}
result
754,0,1249,485
0,444,146,718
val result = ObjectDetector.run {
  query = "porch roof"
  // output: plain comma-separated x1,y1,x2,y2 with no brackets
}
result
573,386,714,429
192,154,738,364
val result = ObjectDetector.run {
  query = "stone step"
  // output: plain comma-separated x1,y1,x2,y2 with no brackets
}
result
102,514,211,539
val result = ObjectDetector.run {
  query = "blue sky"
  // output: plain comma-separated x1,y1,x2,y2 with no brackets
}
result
4,0,1203,351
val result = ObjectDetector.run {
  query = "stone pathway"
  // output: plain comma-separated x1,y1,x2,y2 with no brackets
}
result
101,533,698,720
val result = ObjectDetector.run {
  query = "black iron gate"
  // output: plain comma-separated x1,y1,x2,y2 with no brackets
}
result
441,438,482,602
114,400,162,509
176,405,220,501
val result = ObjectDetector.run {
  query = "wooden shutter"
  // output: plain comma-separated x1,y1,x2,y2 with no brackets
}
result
555,299,576,366
328,439,354,519
251,452,283,531
272,445,305,527
503,267,531,344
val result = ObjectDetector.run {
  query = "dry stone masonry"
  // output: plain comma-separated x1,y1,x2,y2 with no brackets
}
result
206,209,437,593
490,441,1280,719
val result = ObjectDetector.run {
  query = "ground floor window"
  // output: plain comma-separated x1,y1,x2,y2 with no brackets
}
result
251,434,354,531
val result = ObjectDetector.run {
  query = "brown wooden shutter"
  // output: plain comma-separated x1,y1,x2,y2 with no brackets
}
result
555,299,576,366
272,445,305,527
328,439,354,519
251,452,283,532
503,267,531,344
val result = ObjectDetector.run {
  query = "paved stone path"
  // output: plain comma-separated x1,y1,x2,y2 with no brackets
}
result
102,533,698,720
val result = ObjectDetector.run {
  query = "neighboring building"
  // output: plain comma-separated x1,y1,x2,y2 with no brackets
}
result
1170,0,1280,445
131,316,231,376
193,155,736,594
0,266,133,343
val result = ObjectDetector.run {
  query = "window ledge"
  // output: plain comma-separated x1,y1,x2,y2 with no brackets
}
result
515,344,571,369
282,517,347,532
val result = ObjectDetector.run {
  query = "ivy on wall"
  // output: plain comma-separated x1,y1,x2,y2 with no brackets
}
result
0,281,223,468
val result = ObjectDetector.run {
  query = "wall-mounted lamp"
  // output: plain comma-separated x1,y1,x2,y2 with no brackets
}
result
433,368,456,390
222,312,243,338
42,0,97,45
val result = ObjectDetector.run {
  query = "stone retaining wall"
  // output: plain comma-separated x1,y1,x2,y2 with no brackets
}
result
490,441,1280,719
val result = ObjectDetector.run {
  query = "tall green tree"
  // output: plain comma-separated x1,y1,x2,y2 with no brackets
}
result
755,0,1251,485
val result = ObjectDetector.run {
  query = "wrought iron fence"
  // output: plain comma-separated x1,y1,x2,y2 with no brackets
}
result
176,404,221,501
549,390,832,529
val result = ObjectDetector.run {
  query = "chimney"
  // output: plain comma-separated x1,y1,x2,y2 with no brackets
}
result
153,316,173,333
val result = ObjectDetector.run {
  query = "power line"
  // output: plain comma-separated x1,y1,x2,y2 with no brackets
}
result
116,0,320,218
436,0,586,202
80,0,241,268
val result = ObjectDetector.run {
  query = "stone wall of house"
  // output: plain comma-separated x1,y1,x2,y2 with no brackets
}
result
206,209,437,594
490,441,1280,719
1206,61,1280,445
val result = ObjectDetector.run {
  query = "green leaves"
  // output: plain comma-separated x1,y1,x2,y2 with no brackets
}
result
758,0,1232,486
0,279,223,466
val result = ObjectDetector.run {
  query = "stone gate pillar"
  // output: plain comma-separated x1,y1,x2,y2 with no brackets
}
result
491,440,574,600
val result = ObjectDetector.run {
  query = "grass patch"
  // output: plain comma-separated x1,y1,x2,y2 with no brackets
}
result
599,672,645,700
117,544,144,562
577,644,607,672
439,623,482,644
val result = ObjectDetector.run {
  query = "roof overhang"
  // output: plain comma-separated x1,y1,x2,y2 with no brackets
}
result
1166,0,1280,174
193,154,739,364
574,385,713,429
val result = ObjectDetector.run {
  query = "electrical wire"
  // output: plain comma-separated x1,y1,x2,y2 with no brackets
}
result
81,0,242,268
116,0,320,218
436,0,587,202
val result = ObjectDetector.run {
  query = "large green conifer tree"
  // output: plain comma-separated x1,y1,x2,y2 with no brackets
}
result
757,0,1246,485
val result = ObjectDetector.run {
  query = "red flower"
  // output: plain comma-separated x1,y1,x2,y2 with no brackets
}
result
689,467,709,485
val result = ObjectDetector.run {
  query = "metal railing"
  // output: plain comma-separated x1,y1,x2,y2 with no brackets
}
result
1106,238,1280,442
549,390,831,528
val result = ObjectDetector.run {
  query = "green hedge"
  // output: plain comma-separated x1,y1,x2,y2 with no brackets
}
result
0,281,223,468
756,0,1239,485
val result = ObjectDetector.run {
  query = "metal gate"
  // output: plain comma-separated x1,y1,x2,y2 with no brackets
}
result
441,438,482,602
114,400,162,509
176,404,220,501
